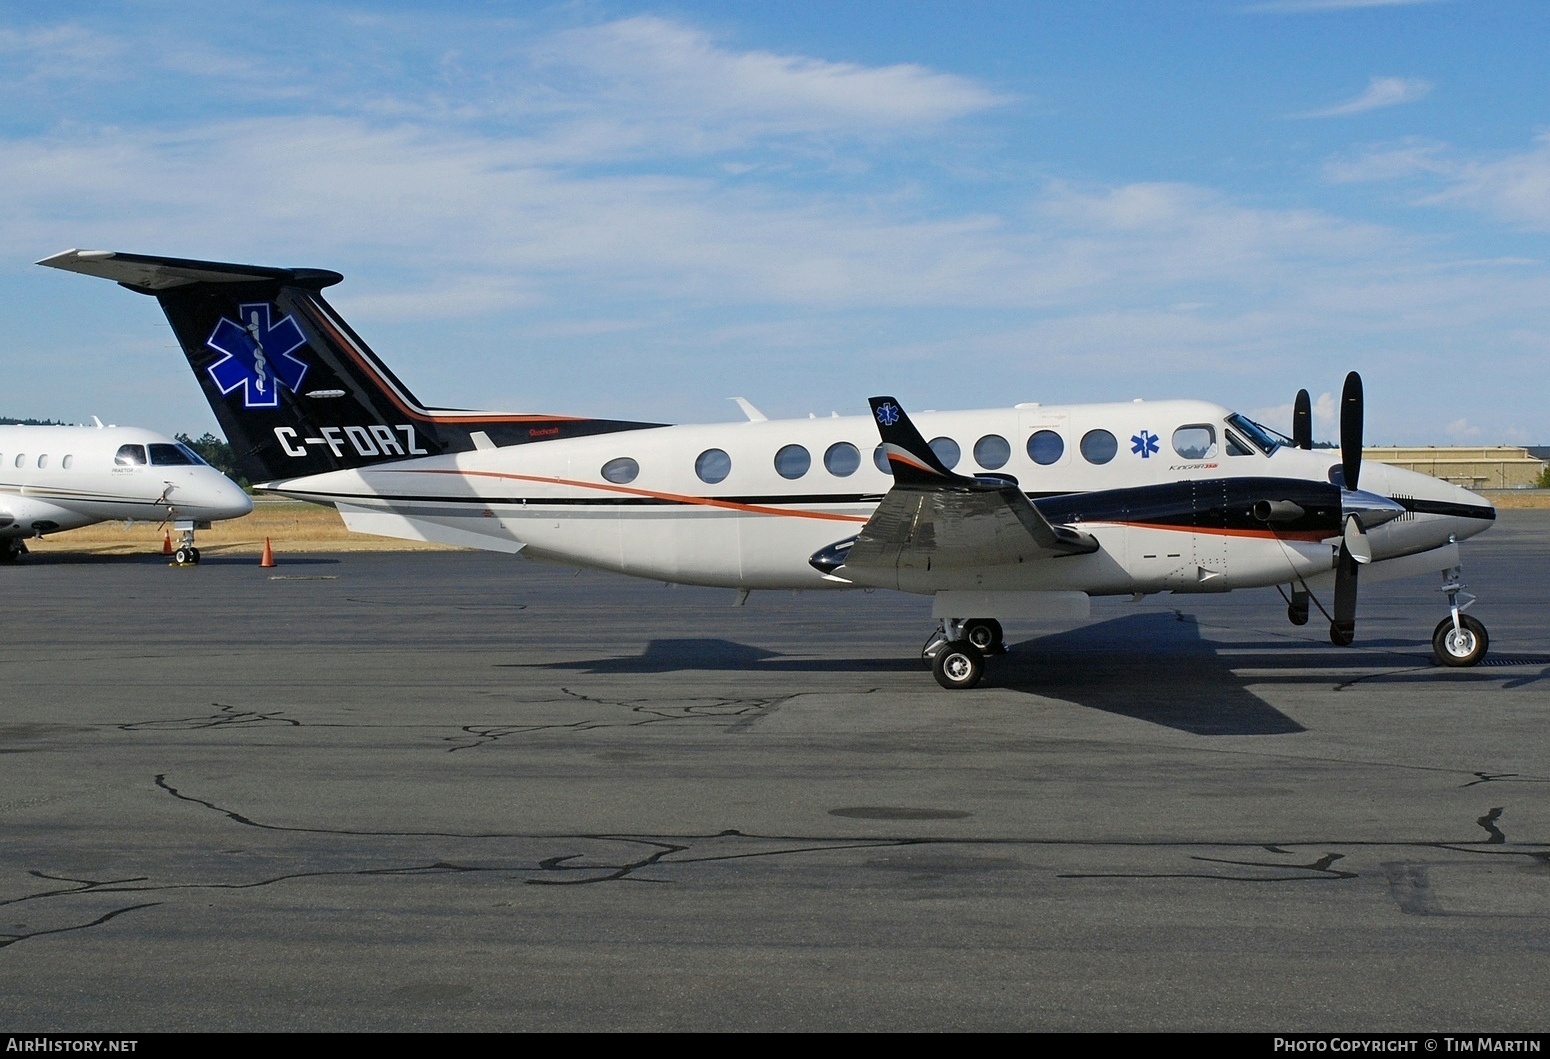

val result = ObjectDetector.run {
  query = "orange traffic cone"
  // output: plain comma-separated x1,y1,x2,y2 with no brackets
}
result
162,531,173,556
259,538,276,568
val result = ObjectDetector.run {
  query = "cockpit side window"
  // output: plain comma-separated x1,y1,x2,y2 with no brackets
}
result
115,444,148,467
1224,413,1285,455
1225,430,1255,457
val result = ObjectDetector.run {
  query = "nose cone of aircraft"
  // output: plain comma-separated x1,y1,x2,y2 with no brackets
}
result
192,471,253,521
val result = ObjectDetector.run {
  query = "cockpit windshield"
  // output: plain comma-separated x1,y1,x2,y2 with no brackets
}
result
1225,413,1287,456
148,443,207,467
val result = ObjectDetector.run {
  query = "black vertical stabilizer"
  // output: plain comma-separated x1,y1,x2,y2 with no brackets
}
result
39,250,660,483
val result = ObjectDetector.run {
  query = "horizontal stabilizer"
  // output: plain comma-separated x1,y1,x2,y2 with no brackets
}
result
38,249,342,292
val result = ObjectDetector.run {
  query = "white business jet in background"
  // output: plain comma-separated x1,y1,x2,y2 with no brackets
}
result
40,249,1495,687
0,422,252,564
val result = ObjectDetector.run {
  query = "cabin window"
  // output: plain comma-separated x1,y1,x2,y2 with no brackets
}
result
824,442,860,478
1026,430,1064,466
695,448,731,484
62,455,74,469
1172,425,1217,460
928,437,960,470
873,444,891,474
14,453,26,469
973,434,1010,470
774,444,811,480
36,454,48,469
1080,430,1117,465
149,443,197,466
115,444,147,467
600,457,639,484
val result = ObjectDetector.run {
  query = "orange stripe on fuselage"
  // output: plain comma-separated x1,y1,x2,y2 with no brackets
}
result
379,468,872,523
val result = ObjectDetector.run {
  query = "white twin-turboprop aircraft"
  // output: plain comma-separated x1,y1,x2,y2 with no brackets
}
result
41,249,1496,687
0,420,251,564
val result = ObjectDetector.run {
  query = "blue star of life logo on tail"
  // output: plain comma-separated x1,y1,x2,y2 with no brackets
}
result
1131,429,1159,458
875,402,901,426
206,303,309,410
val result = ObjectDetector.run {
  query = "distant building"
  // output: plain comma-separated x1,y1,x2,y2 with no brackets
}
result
1365,446,1546,490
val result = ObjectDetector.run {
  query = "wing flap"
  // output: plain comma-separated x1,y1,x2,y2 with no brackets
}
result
816,396,1097,588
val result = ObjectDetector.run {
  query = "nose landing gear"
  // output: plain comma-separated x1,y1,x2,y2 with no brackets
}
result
1433,565,1487,667
169,519,203,566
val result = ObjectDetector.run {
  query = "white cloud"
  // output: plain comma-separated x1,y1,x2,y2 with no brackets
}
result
1294,76,1432,118
1328,134,1550,231
544,16,1012,133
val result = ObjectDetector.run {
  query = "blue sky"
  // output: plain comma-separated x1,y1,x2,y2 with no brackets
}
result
2,0,1547,443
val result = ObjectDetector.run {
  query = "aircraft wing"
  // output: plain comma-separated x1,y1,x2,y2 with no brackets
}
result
812,397,1097,586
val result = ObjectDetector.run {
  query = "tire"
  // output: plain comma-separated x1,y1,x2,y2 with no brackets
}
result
1329,621,1354,647
189,547,201,565
932,640,984,690
964,618,1004,654
1433,615,1488,667
1287,603,1308,627
174,546,192,565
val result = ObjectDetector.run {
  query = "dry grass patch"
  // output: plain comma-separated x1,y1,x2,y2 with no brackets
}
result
26,501,460,557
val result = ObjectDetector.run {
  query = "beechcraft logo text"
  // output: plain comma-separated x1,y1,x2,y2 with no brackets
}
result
206,304,309,409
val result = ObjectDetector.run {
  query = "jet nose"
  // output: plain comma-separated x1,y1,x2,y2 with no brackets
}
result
217,476,255,519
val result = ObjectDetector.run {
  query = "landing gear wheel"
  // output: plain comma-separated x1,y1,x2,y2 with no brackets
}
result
1433,615,1488,667
932,640,984,690
1329,621,1354,647
174,546,200,566
0,539,23,563
964,618,1004,654
1287,603,1309,627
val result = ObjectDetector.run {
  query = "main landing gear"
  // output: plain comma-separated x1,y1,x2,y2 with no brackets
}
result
1432,565,1488,667
922,618,1005,690
0,539,27,564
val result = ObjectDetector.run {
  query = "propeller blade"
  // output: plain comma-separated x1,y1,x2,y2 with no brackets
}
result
1331,541,1359,646
1293,389,1312,450
1340,371,1363,491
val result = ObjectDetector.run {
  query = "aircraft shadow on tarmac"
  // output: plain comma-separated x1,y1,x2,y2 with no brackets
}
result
531,612,1311,736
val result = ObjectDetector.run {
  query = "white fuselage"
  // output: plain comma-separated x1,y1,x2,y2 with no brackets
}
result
260,399,1493,596
0,425,253,538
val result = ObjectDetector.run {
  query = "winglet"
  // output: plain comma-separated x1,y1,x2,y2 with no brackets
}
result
867,396,959,486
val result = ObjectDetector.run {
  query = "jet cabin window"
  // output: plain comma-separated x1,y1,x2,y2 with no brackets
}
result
824,442,860,478
1027,430,1064,466
115,444,147,467
695,448,731,484
601,457,639,485
774,444,811,480
1080,430,1118,465
974,435,1010,471
1172,425,1217,460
